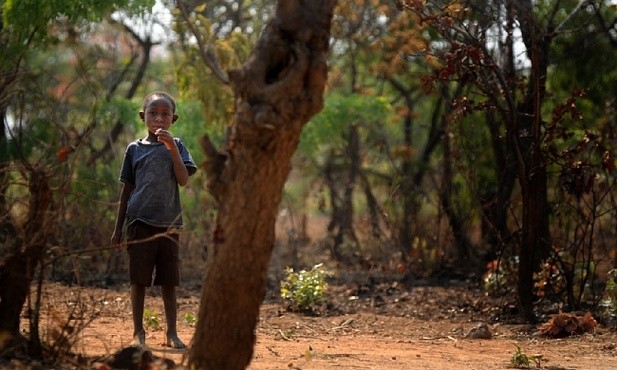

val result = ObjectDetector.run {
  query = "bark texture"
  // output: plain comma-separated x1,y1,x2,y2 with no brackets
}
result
188,1,337,369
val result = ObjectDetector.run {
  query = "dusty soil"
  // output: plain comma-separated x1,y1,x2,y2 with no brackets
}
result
14,280,617,370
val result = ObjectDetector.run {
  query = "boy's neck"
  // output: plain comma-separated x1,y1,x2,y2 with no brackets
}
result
143,132,158,143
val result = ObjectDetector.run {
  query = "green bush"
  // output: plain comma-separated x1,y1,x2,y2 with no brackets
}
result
280,263,330,313
183,312,198,327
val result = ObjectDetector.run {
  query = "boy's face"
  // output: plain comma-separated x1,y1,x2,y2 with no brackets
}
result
140,98,178,134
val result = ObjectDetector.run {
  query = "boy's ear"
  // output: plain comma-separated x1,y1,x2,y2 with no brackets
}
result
172,114,179,123
139,111,145,121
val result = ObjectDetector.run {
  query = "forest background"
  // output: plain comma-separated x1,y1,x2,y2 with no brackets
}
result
1,0,617,367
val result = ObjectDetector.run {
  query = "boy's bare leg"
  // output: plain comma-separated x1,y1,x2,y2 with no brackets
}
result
130,284,146,345
162,285,186,348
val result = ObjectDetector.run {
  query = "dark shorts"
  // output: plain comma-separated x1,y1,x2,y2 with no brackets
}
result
126,221,180,286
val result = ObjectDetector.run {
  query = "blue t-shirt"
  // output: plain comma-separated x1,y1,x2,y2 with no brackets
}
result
119,138,197,228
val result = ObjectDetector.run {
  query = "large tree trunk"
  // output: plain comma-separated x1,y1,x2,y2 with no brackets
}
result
188,1,336,369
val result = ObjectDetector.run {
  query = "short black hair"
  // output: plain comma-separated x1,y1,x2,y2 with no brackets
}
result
142,91,176,113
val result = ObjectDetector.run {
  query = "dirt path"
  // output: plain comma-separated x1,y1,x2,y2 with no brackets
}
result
25,283,617,369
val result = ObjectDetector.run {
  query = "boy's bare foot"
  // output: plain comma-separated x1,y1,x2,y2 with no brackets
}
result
131,331,146,346
165,335,186,349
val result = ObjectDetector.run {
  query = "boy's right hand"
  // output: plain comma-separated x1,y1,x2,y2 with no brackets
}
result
111,231,123,250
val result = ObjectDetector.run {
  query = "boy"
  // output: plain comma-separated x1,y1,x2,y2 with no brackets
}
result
111,91,197,348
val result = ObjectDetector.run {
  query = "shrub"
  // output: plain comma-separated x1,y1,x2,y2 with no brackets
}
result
280,263,330,313
183,312,197,327
143,308,161,331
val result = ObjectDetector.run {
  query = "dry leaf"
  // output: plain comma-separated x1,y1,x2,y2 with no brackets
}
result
538,312,597,337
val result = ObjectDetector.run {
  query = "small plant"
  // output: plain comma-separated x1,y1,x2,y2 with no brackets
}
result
143,308,161,331
280,263,330,313
510,345,540,369
183,312,197,327
274,329,295,341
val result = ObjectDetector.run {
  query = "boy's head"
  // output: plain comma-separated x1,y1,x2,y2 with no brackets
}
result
142,91,176,113
140,91,179,132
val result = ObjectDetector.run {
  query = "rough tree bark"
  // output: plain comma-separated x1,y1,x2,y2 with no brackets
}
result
187,1,337,369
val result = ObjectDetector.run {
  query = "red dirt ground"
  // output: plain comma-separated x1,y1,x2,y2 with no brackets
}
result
17,281,617,370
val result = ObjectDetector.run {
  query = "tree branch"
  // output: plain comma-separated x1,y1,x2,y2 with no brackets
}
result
176,1,230,84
